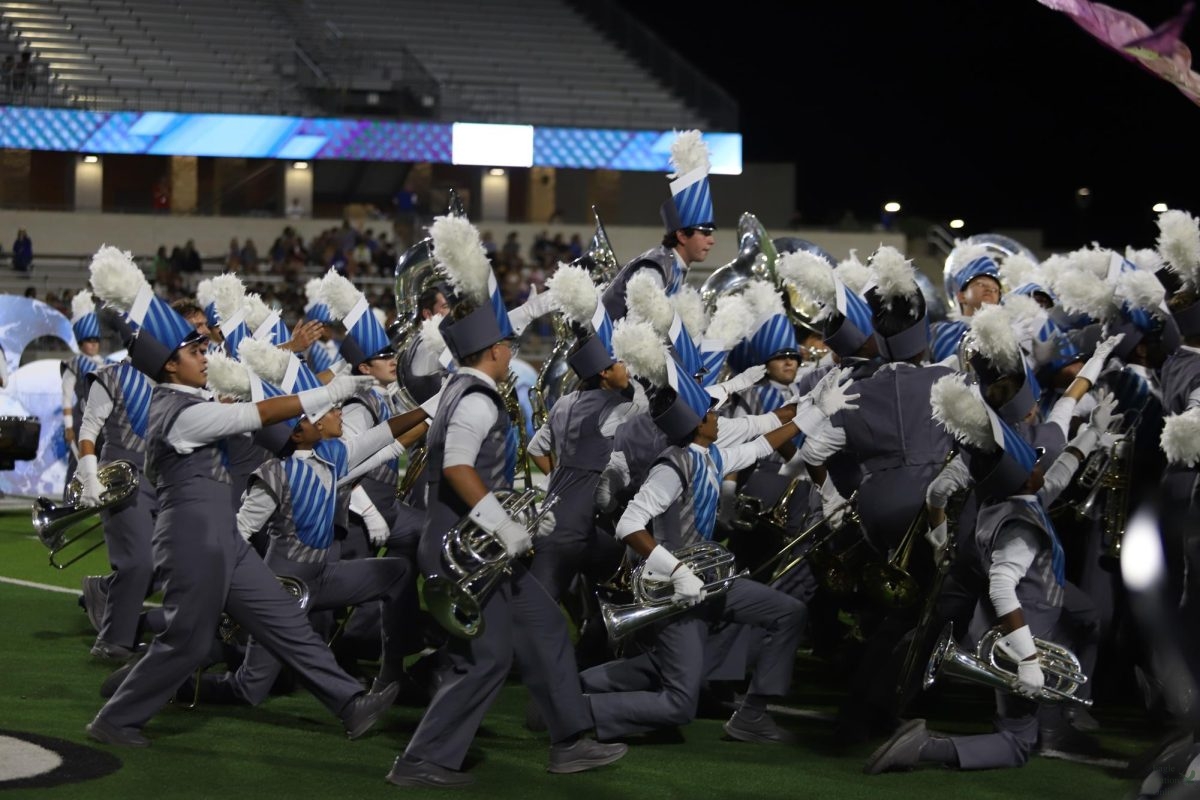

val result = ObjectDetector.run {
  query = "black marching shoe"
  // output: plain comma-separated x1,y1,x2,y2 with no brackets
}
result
342,682,399,739
723,708,797,744
385,756,475,788
547,738,628,774
864,719,929,775
86,716,149,748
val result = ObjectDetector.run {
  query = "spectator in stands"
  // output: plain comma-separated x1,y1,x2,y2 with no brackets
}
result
481,230,498,260
351,235,372,277
152,179,170,213
241,238,259,273
501,231,521,263
287,196,305,219
568,233,583,260
226,238,242,273
374,232,396,276
182,239,202,274
11,52,29,94
1,56,13,97
12,228,32,273
153,246,171,288
23,286,35,298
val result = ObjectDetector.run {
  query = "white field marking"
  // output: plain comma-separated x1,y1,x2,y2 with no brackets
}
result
0,575,161,606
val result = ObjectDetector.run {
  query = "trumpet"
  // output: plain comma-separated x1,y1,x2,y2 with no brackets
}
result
32,459,138,570
422,488,558,639
598,541,746,643
924,623,1092,707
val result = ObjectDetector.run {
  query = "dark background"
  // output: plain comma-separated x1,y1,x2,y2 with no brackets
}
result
616,0,1200,250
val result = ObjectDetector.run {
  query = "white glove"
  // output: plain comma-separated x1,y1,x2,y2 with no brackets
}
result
535,509,556,538
75,454,102,507
1076,333,1124,384
419,385,444,419
717,478,738,526
997,624,1043,696
1015,659,1045,699
721,364,767,395
643,544,705,606
812,367,859,416
595,473,614,513
362,504,390,548
508,285,557,335
298,375,373,420
818,477,848,530
1088,388,1119,434
469,492,531,556
924,519,948,559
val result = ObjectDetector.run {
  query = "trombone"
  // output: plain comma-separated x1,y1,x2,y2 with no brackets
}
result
31,460,137,570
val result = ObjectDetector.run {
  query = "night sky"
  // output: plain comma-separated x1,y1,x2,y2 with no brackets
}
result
616,1,1200,251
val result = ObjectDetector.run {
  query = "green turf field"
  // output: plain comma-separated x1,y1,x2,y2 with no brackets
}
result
0,509,1165,798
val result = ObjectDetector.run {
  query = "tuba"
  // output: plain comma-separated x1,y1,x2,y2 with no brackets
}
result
598,541,745,643
700,212,767,311
422,488,558,639
924,623,1092,707
392,190,465,348
32,459,138,569
942,233,1039,310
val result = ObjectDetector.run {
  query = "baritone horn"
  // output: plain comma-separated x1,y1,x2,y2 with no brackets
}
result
422,488,559,639
924,623,1092,707
598,541,746,643
31,459,138,570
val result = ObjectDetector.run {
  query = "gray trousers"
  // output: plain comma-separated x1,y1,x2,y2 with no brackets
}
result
97,470,157,649
582,578,806,740
224,550,409,705
403,560,592,770
950,691,1040,769
95,498,364,733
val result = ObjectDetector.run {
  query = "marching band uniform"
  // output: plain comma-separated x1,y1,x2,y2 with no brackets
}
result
62,291,110,489
388,215,625,788
929,254,1003,363
84,248,392,747
868,375,1108,772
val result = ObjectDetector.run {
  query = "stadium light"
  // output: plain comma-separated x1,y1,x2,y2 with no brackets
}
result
82,154,99,164
292,161,309,170
883,201,901,213
1153,202,1169,213
488,168,506,177
948,219,964,229
1076,187,1090,197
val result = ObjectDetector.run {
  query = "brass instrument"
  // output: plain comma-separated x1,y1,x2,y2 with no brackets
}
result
860,451,957,610
569,205,620,284
32,459,138,570
941,232,1039,309
597,541,745,643
499,371,535,492
391,190,463,346
396,444,428,502
529,313,578,431
422,488,558,639
924,623,1093,707
1098,432,1133,571
217,575,311,646
750,490,858,585
731,475,804,537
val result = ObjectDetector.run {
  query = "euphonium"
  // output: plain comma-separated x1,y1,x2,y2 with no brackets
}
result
598,541,746,643
422,488,558,639
32,459,138,570
567,205,620,283
924,623,1092,707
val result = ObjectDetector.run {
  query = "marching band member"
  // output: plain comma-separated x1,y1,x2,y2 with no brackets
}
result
602,130,715,322
62,290,109,487
867,373,1111,772
929,248,1004,363
84,246,394,747
580,321,852,745
74,311,157,663
387,215,625,788
191,349,431,708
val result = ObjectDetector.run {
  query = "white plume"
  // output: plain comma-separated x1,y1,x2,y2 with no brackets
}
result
969,304,1022,373
317,269,363,320
1064,244,1113,279
196,278,214,309
671,285,708,339
626,271,675,335
869,246,918,306
930,374,995,451
204,274,246,324
1002,292,1048,347
237,337,291,384
667,129,710,179
71,289,95,321
242,293,274,332
1115,269,1166,314
777,251,836,309
304,276,326,306
612,318,667,386
835,250,873,295
546,264,599,326
1162,408,1200,466
88,244,146,311
205,349,253,401
999,253,1040,291
1157,208,1200,286
420,313,447,357
1053,268,1116,320
1036,253,1072,295
740,280,784,326
1124,246,1164,274
430,214,492,304
704,295,755,349
948,242,996,274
